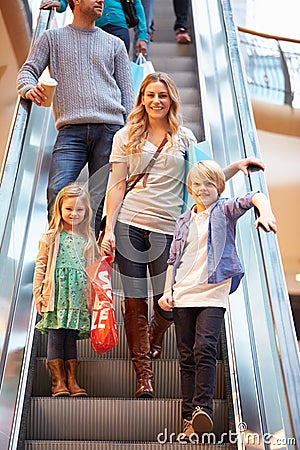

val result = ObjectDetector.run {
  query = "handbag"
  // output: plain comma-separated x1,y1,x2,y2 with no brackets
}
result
85,255,118,354
120,0,139,28
130,53,155,99
98,136,168,241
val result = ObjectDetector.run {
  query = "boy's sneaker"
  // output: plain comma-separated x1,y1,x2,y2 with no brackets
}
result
177,419,194,442
175,28,191,44
191,407,213,434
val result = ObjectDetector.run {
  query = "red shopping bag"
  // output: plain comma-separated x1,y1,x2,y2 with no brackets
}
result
85,256,118,354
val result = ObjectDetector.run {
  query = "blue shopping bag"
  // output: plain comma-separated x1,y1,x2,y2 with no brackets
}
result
130,53,155,99
182,140,213,211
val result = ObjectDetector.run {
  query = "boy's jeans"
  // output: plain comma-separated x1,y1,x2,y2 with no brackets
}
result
173,306,225,420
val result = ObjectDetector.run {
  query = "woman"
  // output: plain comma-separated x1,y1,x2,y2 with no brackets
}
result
101,72,263,398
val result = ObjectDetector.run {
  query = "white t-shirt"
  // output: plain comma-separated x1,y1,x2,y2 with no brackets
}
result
110,126,196,235
173,207,230,308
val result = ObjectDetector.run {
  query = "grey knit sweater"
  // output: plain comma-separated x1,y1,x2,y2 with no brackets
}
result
17,25,134,130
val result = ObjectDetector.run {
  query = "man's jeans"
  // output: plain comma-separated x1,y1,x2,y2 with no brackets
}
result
173,0,190,31
173,306,225,419
47,123,121,237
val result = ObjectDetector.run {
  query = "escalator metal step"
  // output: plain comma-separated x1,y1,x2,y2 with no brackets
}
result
32,358,225,399
25,441,237,449
26,398,229,441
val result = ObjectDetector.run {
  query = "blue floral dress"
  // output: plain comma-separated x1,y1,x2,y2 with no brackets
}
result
35,230,90,339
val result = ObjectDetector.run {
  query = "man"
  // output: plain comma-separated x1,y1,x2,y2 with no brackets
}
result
17,0,134,237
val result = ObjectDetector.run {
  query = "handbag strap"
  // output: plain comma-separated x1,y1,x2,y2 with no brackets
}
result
126,135,168,193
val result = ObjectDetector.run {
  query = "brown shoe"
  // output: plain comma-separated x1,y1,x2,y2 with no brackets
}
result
175,28,191,44
122,298,155,398
47,358,70,397
191,407,213,434
149,306,173,359
65,359,87,397
177,419,194,442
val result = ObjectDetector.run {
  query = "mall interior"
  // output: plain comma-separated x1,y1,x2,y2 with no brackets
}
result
0,0,300,448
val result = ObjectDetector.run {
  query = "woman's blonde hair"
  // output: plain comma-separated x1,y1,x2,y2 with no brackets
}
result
187,160,225,196
125,72,183,155
48,183,96,255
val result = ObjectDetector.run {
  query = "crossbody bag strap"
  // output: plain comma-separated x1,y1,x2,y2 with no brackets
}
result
126,135,168,193
98,136,168,237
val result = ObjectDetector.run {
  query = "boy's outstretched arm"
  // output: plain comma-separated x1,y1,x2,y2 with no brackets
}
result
158,265,174,312
252,192,277,233
223,157,265,181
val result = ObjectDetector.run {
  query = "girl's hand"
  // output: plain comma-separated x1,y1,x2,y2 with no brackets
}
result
158,294,174,311
100,230,115,258
254,214,277,233
36,299,47,316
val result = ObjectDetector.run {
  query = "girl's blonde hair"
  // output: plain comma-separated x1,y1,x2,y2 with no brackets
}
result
49,183,96,255
125,72,183,155
187,160,225,196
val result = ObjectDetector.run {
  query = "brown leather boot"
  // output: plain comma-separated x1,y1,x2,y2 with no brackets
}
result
65,359,87,397
123,298,155,398
149,306,173,359
47,358,70,397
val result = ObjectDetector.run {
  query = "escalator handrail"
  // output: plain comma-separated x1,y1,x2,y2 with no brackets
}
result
223,0,300,441
0,9,53,245
191,0,300,444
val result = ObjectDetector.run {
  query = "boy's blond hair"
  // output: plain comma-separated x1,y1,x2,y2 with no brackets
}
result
186,160,225,196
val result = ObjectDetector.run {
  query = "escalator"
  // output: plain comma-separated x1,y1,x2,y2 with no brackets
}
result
0,0,299,449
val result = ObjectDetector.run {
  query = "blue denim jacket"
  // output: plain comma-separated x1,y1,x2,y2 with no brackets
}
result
168,191,259,294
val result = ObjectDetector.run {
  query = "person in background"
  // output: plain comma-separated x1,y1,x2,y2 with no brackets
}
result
33,184,99,397
173,0,191,44
158,160,277,441
42,0,148,55
18,0,134,239
100,71,265,399
140,0,191,45
133,0,155,60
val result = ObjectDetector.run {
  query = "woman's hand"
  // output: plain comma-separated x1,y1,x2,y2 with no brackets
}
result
158,294,174,311
136,40,147,56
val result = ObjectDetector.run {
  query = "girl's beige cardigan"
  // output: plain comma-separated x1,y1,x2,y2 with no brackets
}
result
33,230,98,314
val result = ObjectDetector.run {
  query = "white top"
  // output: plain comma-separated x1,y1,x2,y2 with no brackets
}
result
110,126,196,235
173,207,230,308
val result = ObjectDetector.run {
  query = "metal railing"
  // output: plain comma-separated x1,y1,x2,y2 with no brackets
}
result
238,26,300,108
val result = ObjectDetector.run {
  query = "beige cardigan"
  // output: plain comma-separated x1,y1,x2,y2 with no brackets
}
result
33,230,99,314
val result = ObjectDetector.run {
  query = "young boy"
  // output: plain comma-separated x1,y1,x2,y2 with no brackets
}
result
158,160,277,441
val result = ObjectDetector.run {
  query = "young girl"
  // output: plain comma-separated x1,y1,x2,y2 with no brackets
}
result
158,160,277,440
33,183,99,397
